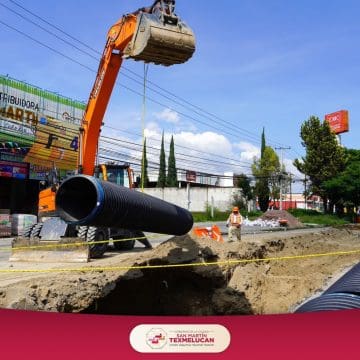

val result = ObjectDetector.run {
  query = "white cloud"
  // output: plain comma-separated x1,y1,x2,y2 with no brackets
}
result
99,126,302,185
144,121,162,135
235,141,260,162
154,108,180,124
174,131,232,155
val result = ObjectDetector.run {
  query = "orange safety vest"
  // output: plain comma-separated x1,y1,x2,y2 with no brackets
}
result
229,213,242,226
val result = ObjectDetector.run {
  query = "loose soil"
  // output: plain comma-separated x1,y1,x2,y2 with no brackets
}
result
0,227,359,315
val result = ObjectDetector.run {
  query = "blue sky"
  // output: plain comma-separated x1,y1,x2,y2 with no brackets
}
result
0,0,359,183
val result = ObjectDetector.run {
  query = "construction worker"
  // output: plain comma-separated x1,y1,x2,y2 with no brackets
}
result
226,207,243,242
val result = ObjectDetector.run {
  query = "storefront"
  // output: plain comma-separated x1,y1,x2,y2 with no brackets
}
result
0,75,85,215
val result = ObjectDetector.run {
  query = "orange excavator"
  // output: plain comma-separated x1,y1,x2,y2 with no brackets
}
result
10,1,195,262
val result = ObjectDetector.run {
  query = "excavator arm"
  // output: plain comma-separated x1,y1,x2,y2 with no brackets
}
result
79,14,137,175
13,3,195,263
79,3,195,175
38,2,195,216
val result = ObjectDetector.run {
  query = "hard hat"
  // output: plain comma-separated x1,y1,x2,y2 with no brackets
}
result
233,206,239,212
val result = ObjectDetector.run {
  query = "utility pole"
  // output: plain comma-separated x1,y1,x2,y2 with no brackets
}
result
275,146,291,211
186,182,191,210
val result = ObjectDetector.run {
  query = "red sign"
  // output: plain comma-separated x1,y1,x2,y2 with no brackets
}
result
325,110,349,134
0,160,30,179
186,170,196,182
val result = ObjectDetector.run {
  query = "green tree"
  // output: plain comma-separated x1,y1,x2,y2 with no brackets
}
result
236,173,253,202
233,173,254,212
266,147,281,200
253,146,281,209
323,149,360,213
166,135,178,187
140,138,149,188
252,129,272,212
261,127,266,158
236,174,253,201
294,116,347,212
157,132,166,188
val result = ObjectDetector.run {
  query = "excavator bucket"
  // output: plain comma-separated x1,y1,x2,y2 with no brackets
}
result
124,12,195,66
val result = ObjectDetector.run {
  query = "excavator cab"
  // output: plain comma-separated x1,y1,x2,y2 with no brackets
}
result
124,0,195,66
98,163,134,188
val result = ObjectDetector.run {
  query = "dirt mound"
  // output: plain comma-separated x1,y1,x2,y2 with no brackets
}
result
261,210,304,228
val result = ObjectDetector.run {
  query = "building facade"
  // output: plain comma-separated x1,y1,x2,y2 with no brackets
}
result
0,75,85,214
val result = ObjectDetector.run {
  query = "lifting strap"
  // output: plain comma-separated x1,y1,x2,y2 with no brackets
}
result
141,63,150,192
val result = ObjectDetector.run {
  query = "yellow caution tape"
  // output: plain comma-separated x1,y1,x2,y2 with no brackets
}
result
1,233,167,252
0,248,359,274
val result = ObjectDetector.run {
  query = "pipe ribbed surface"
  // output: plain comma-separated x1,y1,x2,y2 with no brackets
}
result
324,263,360,295
296,293,360,313
296,262,360,313
55,175,193,236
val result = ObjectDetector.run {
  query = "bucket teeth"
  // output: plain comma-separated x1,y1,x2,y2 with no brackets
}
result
124,13,195,66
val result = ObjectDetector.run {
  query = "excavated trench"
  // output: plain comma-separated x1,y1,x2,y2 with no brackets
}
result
81,236,272,316
83,264,254,316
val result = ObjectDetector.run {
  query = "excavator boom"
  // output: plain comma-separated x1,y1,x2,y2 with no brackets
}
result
81,4,195,175
11,2,195,263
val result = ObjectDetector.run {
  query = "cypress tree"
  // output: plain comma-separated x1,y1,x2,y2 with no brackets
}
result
166,135,178,187
253,128,270,212
261,127,266,158
140,138,149,188
157,132,166,188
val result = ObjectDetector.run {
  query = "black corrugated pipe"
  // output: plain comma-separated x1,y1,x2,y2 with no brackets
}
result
324,263,360,295
295,293,360,313
295,262,360,313
55,175,193,236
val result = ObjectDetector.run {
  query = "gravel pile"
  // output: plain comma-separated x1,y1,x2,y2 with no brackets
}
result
260,210,305,228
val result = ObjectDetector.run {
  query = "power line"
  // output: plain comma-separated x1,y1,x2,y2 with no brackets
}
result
0,3,303,176
0,73,256,167
99,146,225,174
3,0,289,148
1,125,248,174
8,0,100,55
0,3,97,61
0,20,95,73
2,115,303,177
0,18,248,145
1,118,251,174
103,126,256,165
101,135,253,168
99,151,305,183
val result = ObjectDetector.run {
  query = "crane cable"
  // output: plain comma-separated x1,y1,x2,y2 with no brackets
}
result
141,63,150,192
